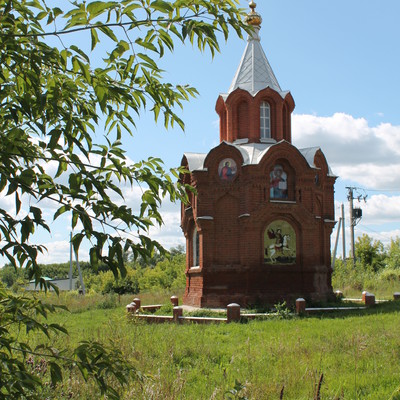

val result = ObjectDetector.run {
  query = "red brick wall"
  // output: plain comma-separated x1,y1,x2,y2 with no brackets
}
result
216,88,295,144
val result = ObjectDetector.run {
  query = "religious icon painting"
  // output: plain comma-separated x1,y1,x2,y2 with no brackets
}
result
264,220,296,264
218,158,237,181
270,164,288,199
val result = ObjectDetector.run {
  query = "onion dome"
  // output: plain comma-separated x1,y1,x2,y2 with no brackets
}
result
245,1,262,27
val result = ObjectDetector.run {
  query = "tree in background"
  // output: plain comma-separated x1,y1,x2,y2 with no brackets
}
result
355,234,385,272
0,0,248,397
385,237,400,270
332,234,400,294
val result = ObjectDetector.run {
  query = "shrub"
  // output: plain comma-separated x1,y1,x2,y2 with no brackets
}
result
332,259,376,292
97,294,118,310
154,302,174,315
385,237,400,270
379,268,400,282
139,254,186,291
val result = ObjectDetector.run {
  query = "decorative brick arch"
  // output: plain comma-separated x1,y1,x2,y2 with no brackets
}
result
313,149,330,177
203,141,244,183
214,193,240,264
236,99,249,139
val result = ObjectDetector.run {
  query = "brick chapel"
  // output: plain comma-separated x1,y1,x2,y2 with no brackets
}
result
180,2,337,308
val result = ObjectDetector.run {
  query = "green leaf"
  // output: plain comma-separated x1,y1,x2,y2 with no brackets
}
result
52,7,64,18
69,173,82,192
6,181,18,196
135,38,158,52
90,247,99,270
87,1,117,19
150,0,173,13
98,24,118,42
77,60,92,82
49,323,69,335
50,362,63,386
137,53,159,70
0,174,7,192
15,192,21,214
54,205,70,221
91,27,99,50
30,206,42,221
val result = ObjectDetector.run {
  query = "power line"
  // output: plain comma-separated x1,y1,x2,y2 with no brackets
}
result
355,187,400,194
358,224,400,242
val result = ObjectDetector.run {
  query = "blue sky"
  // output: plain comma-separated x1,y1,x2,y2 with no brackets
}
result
136,0,400,258
2,0,400,265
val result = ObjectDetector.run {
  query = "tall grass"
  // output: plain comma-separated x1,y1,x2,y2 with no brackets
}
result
21,263,400,400
332,259,400,299
27,292,400,400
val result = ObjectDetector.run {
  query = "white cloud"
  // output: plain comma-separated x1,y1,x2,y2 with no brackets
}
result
357,194,400,224
335,195,400,225
293,113,400,189
380,229,400,241
332,194,400,255
0,192,16,213
35,239,91,265
354,227,400,247
148,208,185,249
373,122,400,156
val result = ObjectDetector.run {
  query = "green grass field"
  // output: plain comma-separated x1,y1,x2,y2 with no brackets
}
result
29,292,400,400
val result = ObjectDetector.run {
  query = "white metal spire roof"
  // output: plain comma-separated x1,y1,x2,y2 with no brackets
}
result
224,26,289,99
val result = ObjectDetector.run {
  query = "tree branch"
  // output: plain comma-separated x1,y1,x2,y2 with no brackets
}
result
1,13,205,38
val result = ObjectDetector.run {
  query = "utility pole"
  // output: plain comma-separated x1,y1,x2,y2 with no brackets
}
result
69,232,73,290
75,248,86,295
332,203,347,268
332,215,342,269
347,187,356,265
341,203,346,260
69,231,86,294
346,187,366,266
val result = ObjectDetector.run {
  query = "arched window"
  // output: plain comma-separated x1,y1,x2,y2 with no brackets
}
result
193,227,200,267
260,101,271,139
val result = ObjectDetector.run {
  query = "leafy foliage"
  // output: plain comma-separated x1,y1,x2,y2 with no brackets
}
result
225,380,248,400
0,289,137,399
0,248,186,297
355,234,385,272
85,250,186,294
385,237,400,270
0,0,248,280
0,0,248,397
332,237,400,296
138,252,186,291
